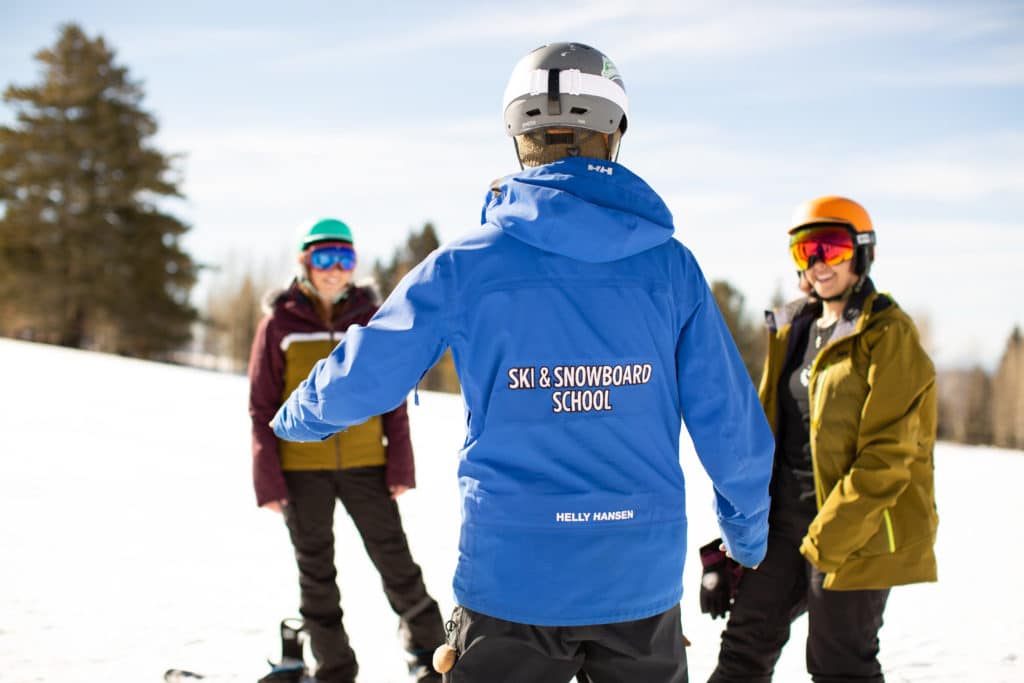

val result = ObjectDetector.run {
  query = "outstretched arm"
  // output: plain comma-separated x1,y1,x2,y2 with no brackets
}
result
272,252,451,442
675,250,774,568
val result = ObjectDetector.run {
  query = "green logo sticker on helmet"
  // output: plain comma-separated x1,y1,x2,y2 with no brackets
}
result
602,56,620,82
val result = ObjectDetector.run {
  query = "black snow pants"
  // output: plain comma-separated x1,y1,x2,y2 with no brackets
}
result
708,532,890,683
441,603,688,683
283,467,446,683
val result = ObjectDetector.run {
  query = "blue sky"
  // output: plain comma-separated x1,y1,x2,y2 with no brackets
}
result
2,1,1022,368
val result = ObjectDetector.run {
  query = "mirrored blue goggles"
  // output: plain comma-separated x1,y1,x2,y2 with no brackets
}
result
308,245,356,271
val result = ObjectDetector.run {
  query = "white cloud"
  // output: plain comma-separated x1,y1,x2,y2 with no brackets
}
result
114,27,292,61
275,0,638,71
867,44,1024,86
849,161,1024,200
159,117,514,272
605,3,1009,62
662,191,755,218
98,3,1024,90
836,133,1024,201
162,118,503,205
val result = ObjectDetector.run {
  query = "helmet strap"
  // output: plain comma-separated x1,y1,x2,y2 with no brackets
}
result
512,136,525,171
608,129,622,162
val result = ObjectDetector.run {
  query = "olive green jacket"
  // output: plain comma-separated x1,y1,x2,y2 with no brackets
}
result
760,282,938,590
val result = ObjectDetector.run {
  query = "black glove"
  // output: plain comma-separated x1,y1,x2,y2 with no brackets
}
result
699,538,744,620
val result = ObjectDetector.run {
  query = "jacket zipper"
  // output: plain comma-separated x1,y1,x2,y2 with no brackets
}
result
882,509,896,553
323,297,373,470
809,339,897,555
809,369,828,509
806,333,844,510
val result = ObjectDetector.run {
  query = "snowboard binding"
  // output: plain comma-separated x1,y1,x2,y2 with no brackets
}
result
257,618,309,683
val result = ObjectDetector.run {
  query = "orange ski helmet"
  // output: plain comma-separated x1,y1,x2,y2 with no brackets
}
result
789,195,876,275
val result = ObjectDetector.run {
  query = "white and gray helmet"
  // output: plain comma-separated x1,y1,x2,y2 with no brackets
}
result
503,43,628,160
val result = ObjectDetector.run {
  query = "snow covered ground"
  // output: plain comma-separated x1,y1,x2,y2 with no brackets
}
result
1,338,1021,682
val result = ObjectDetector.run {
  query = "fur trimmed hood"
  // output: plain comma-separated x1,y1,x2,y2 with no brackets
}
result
262,277,382,315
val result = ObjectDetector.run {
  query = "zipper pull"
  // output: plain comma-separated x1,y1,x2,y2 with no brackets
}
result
432,619,458,673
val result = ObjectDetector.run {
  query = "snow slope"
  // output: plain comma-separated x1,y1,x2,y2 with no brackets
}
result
1,338,1021,682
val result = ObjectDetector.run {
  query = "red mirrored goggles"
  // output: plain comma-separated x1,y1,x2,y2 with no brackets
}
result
789,226,856,271
307,243,356,271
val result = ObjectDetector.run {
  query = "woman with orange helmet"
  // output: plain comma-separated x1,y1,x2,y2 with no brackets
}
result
705,196,939,682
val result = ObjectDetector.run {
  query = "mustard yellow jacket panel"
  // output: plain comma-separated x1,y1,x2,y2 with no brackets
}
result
279,335,386,471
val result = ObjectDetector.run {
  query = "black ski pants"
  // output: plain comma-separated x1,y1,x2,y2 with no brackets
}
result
283,467,445,683
708,532,890,683
442,604,688,683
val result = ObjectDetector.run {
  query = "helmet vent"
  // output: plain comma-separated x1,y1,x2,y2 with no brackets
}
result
526,108,541,117
569,107,588,115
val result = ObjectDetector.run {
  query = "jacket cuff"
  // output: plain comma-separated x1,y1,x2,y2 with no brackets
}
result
385,450,416,489
254,463,289,508
799,535,841,573
717,505,769,568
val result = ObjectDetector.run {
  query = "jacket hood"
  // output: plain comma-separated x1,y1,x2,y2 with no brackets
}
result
481,157,675,263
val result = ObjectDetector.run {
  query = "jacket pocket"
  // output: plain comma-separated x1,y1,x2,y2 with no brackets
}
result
851,510,896,558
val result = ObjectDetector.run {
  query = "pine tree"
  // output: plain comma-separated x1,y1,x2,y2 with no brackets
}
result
0,24,196,356
373,222,441,299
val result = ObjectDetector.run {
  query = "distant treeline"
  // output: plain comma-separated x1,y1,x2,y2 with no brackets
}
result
935,331,1024,449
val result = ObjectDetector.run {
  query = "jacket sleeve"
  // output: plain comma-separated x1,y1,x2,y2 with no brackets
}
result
800,319,935,572
675,249,774,568
248,313,289,507
382,400,415,489
272,251,450,441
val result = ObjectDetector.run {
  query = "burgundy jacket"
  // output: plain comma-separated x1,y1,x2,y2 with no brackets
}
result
247,281,415,507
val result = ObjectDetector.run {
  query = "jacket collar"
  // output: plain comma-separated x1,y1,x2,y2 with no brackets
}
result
272,280,375,328
768,278,878,332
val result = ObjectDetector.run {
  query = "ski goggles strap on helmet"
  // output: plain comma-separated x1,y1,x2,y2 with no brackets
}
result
503,68,629,133
307,244,356,271
789,225,871,271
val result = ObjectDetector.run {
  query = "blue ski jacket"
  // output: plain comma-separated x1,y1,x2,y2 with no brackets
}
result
272,157,773,626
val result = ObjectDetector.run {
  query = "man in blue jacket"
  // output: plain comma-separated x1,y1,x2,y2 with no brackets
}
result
273,42,773,683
